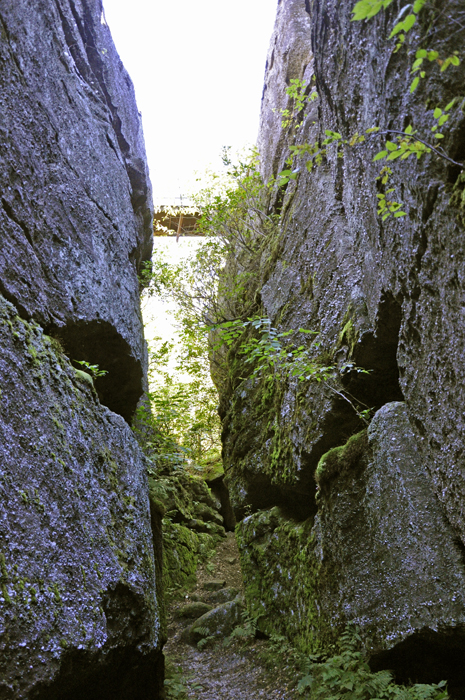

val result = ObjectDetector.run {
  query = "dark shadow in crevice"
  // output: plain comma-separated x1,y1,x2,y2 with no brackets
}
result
341,292,404,410
273,292,404,521
370,628,465,700
447,119,465,185
245,476,316,523
205,474,236,531
230,293,404,525
47,319,143,424
33,645,164,700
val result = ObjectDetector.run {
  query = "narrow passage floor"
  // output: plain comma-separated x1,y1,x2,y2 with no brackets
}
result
164,532,300,700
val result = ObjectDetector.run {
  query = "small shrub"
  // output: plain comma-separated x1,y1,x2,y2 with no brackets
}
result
164,659,189,699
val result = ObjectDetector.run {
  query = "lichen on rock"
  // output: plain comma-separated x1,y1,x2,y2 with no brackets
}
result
0,0,164,696
0,295,163,697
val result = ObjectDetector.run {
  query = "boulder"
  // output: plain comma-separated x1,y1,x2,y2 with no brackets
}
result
237,403,465,685
174,602,213,620
0,297,163,699
204,587,241,605
0,0,153,423
181,598,245,646
203,579,226,592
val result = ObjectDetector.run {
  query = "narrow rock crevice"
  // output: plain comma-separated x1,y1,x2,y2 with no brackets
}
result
1,198,34,247
205,474,236,531
341,292,404,410
47,319,144,423
370,629,465,700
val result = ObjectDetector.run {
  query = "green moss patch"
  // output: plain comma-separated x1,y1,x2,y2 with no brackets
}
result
236,507,335,654
315,430,367,491
162,520,216,596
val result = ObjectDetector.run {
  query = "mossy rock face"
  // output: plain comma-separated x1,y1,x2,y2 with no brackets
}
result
148,472,223,530
148,467,226,598
174,601,212,620
162,520,217,596
236,507,329,654
181,598,245,646
0,296,163,697
192,502,224,526
315,430,367,493
237,404,465,664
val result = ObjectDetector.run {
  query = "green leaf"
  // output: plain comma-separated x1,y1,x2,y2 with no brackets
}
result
373,150,388,161
411,58,424,71
385,141,397,151
352,0,391,21
415,49,427,59
386,150,403,160
438,114,449,126
403,13,417,32
434,133,445,139
394,211,407,217
441,55,460,72
413,0,426,12
390,13,416,38
389,21,404,37
410,76,420,92
445,98,456,111
404,124,413,134
433,107,442,119
427,50,439,61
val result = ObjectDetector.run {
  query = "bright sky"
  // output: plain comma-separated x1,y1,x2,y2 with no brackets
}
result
102,0,277,201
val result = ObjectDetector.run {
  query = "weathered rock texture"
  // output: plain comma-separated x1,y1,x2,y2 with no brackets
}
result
220,0,465,689
0,0,162,697
0,0,153,422
148,472,225,596
238,403,465,686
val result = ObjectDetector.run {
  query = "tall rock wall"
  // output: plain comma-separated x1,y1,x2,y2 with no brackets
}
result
0,1,163,697
221,0,465,690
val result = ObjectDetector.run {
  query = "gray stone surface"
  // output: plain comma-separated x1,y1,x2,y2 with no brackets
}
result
318,403,465,669
0,0,153,422
0,296,163,698
0,0,163,697
181,598,245,646
237,404,465,685
174,602,213,620
203,579,226,592
204,587,240,606
220,0,465,687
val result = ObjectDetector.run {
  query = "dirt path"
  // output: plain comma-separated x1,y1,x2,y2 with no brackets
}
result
164,532,300,700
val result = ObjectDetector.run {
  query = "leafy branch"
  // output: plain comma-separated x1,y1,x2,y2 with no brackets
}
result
213,317,372,423
74,360,108,378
